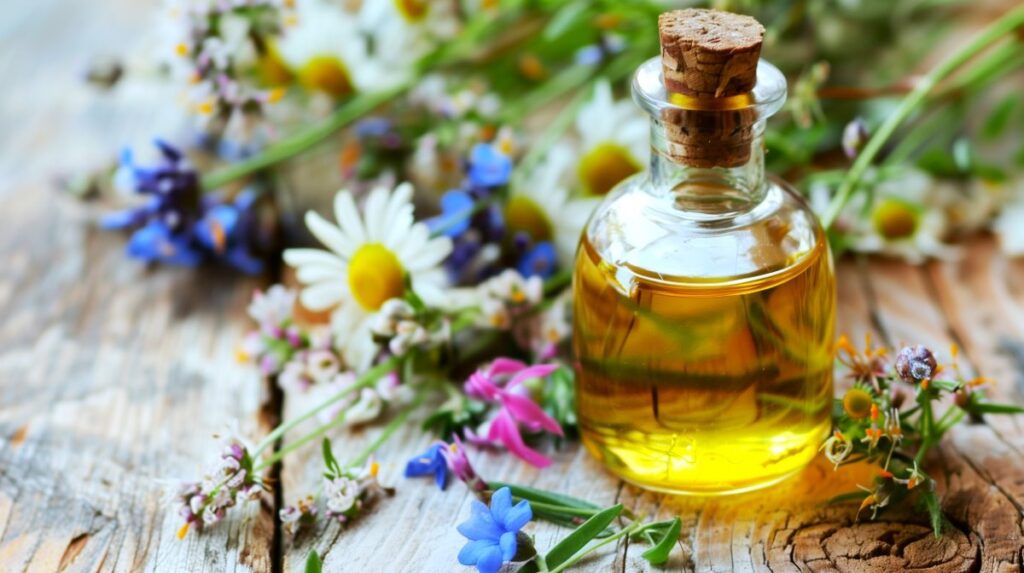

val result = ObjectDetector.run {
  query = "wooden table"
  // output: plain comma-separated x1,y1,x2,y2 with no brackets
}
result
2,1,1023,571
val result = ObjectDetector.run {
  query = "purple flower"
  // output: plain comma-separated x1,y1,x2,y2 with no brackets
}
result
467,144,512,188
103,140,267,273
456,487,532,573
441,435,487,493
842,118,868,159
404,443,448,490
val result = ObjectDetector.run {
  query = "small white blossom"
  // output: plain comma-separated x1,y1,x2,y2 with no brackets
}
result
323,476,360,514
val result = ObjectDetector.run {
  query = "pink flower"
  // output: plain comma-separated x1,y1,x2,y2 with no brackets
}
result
441,435,487,492
464,358,563,468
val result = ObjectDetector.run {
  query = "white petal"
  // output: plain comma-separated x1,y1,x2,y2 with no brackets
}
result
334,191,366,244
411,272,448,306
362,186,389,241
300,281,346,311
395,223,430,261
283,248,346,269
296,263,346,284
306,211,355,257
405,237,453,272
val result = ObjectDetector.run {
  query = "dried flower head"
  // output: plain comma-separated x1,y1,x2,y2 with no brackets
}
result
894,344,937,383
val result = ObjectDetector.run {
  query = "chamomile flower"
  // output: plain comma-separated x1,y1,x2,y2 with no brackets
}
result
276,0,392,98
357,0,459,61
812,168,957,263
283,182,452,371
573,79,649,196
507,144,599,265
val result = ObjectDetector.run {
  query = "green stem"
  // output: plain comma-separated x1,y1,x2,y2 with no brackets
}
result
915,398,934,466
820,5,1024,228
253,356,401,457
201,82,411,190
547,520,645,573
347,394,424,468
254,409,348,471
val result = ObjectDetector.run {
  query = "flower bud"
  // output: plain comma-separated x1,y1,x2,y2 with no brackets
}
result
894,345,937,383
890,386,907,409
842,117,868,159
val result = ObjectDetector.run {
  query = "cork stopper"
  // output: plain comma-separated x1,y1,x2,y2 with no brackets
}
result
657,9,765,168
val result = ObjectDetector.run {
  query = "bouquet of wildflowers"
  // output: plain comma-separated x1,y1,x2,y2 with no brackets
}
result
81,0,1024,570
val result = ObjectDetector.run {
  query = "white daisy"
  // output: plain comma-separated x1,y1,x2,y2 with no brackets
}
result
573,79,649,196
275,0,394,98
283,182,452,371
357,0,459,61
508,143,599,265
814,168,958,263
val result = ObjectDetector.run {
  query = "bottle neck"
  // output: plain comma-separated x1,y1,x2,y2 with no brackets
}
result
647,117,767,213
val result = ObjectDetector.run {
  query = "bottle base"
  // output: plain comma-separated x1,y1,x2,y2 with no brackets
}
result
580,423,827,496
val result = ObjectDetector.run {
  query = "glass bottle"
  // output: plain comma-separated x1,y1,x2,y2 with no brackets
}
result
572,51,836,494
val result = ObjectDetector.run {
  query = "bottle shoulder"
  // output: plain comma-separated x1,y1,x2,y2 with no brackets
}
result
582,174,828,285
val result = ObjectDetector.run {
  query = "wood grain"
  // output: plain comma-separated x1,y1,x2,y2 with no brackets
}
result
4,1,1024,572
0,1,274,571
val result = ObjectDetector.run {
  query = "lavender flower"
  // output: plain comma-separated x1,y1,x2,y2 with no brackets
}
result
104,140,268,273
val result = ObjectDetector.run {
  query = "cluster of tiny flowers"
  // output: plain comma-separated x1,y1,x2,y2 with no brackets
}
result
277,330,342,393
240,285,305,375
280,462,393,534
174,437,263,538
369,299,449,357
169,0,289,129
477,270,543,331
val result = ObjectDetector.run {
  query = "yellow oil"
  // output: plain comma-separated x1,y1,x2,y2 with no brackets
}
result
573,234,834,494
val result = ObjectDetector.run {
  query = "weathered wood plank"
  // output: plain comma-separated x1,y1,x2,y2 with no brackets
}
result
0,0,275,571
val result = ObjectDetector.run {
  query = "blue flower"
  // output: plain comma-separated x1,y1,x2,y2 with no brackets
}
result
429,190,475,238
126,221,203,266
467,144,512,188
194,191,265,274
103,140,267,274
457,487,532,573
517,241,557,279
404,443,448,490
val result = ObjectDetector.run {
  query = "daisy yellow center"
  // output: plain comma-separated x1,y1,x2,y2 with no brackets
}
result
298,55,354,99
578,142,641,196
348,244,406,311
504,195,552,242
872,198,919,241
395,0,428,22
842,388,873,420
257,43,294,87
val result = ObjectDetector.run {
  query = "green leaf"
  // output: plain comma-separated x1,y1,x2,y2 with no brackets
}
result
304,550,322,573
920,490,943,537
967,402,1024,415
982,95,1018,140
520,505,623,573
640,517,681,566
488,482,601,510
543,1,588,40
322,438,342,476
